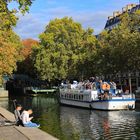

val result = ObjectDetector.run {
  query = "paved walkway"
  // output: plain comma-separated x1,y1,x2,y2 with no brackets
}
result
0,126,28,140
0,107,58,140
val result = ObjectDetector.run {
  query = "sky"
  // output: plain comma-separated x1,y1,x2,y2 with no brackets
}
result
11,0,139,40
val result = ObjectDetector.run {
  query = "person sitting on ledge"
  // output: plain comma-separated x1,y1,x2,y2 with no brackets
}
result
21,109,40,127
14,104,23,126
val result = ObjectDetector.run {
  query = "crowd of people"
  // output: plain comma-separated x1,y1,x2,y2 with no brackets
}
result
61,77,122,100
14,103,40,127
96,80,117,100
64,78,117,92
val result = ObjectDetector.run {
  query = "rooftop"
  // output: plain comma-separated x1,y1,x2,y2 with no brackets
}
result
104,4,140,29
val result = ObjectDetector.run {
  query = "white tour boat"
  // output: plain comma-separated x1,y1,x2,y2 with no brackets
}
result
59,82,135,110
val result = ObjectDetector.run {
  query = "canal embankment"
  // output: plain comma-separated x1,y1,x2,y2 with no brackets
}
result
0,106,58,140
0,88,8,98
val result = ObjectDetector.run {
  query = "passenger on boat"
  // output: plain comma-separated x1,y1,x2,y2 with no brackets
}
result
92,82,96,90
89,77,95,83
96,80,103,94
86,82,93,89
101,82,110,93
21,109,40,127
71,81,78,89
96,80,104,100
100,82,111,100
109,80,116,96
116,89,123,96
77,82,84,90
98,93,104,100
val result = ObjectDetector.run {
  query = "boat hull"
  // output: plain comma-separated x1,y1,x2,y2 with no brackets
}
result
60,99,91,108
60,98,135,110
91,99,135,110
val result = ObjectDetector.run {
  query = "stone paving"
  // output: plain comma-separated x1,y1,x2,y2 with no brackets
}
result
0,114,7,126
0,126,28,140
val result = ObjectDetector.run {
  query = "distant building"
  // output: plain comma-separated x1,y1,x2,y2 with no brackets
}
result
104,4,140,31
99,4,140,93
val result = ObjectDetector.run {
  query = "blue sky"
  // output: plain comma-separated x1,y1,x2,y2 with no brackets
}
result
11,0,139,40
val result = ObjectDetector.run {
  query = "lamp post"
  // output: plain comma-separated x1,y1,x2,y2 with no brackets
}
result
118,72,121,89
136,71,139,89
128,72,132,94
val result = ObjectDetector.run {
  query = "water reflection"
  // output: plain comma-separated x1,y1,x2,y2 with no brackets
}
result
1,96,140,140
60,106,139,140
60,107,91,140
89,111,138,140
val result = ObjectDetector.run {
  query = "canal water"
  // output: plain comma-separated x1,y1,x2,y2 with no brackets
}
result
1,95,140,140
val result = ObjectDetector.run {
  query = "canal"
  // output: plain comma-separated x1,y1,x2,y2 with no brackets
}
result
1,95,140,140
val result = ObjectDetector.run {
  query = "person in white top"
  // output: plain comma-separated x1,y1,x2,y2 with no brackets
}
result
109,80,117,95
21,109,40,127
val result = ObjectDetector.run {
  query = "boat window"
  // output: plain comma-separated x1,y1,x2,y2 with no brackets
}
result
75,94,77,100
71,94,73,99
76,94,78,100
83,95,89,101
75,94,77,99
81,95,83,100
79,95,81,100
73,94,75,99
61,94,63,98
69,94,71,99
67,94,69,98
79,95,83,100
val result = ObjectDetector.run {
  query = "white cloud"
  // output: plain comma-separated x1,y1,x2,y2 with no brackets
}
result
14,6,112,39
14,14,47,39
12,0,139,39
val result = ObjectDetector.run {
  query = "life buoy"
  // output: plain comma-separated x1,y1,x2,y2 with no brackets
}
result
101,83,110,91
106,84,110,90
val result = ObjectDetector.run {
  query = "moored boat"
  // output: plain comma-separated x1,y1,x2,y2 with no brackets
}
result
59,81,135,110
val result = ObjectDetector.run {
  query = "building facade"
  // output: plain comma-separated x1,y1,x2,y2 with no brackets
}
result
100,4,140,94
104,4,140,31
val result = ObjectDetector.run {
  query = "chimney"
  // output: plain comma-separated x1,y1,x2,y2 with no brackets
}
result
108,16,113,20
122,7,127,12
126,4,136,10
113,11,121,17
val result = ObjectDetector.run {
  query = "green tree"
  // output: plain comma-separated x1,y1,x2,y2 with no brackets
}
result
16,39,39,77
0,0,34,84
97,10,140,76
0,0,34,28
33,17,97,81
0,29,22,84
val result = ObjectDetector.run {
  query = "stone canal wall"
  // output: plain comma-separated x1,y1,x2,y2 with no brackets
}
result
0,89,8,97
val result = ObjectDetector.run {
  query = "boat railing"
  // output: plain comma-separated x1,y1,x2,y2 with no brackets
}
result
60,87,92,94
60,88,80,93
122,93,135,99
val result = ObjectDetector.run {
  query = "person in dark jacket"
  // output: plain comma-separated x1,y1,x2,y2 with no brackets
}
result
14,104,23,126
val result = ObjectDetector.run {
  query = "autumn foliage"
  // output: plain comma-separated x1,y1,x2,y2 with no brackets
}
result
0,41,17,75
21,39,39,59
16,39,39,76
0,29,21,84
